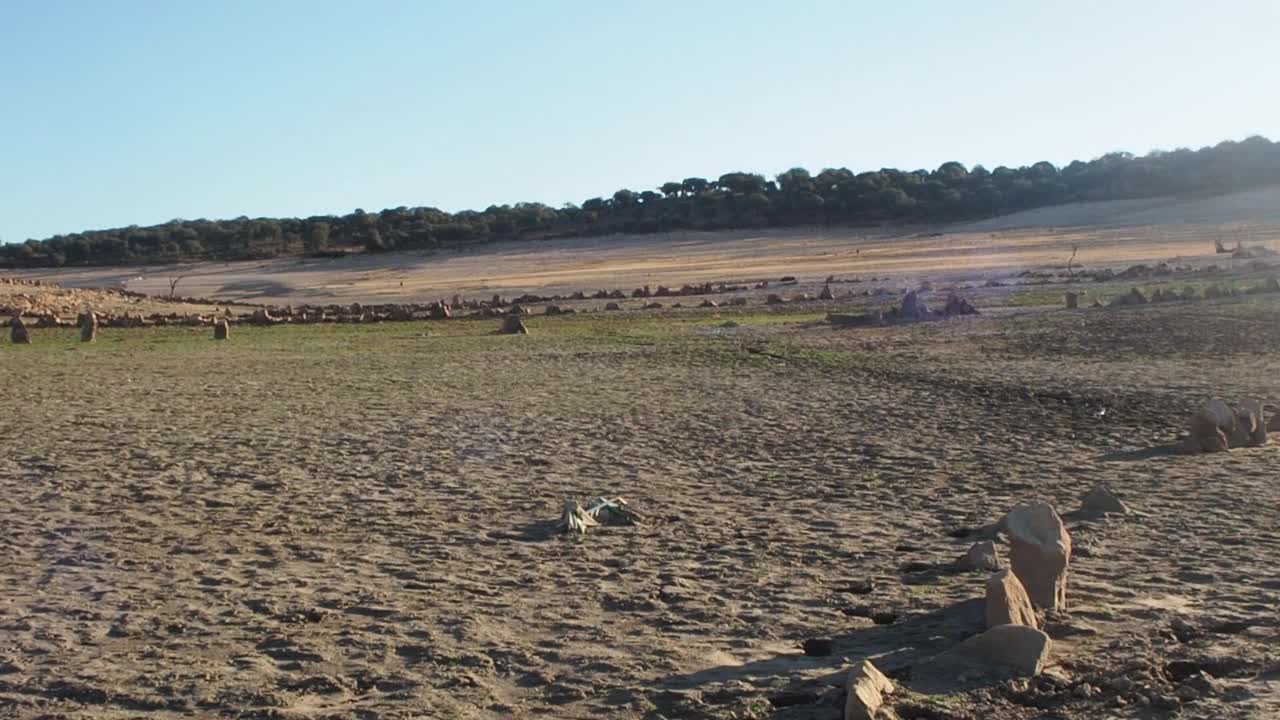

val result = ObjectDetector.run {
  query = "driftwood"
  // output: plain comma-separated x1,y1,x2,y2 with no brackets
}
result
558,497,643,535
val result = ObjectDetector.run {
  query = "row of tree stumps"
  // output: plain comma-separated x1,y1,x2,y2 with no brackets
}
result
8,312,98,344
8,312,523,344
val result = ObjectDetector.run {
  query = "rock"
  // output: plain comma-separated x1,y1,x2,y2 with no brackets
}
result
1080,485,1129,515
1001,503,1071,610
544,304,564,316
604,302,621,311
1109,287,1148,306
79,310,97,342
1065,292,1078,309
251,308,276,325
213,319,230,340
10,315,30,344
1186,398,1237,452
845,660,894,720
499,315,528,335
729,297,748,306
952,625,1051,676
643,302,663,310
818,284,835,300
985,570,1038,629
766,294,785,305
955,541,1001,572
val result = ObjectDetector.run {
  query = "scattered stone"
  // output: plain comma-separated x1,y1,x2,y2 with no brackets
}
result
10,314,30,344
844,659,895,720
499,316,529,335
213,319,230,340
985,569,1038,629
79,310,97,342
1002,503,1071,610
1080,485,1129,515
951,624,1051,676
955,540,1001,572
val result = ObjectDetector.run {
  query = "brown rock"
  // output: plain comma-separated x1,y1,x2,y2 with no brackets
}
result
985,570,1038,629
845,659,895,720
955,540,1001,572
951,625,1051,676
1080,485,1128,515
1002,503,1071,610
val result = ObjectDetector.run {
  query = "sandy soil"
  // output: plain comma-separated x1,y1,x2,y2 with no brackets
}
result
2,286,1279,719
15,187,1280,307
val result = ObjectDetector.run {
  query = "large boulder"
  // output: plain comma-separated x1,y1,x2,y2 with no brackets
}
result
950,625,1051,676
985,570,1038,629
844,660,895,720
1001,503,1071,611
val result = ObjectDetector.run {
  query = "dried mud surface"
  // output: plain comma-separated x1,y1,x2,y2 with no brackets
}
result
2,295,1279,719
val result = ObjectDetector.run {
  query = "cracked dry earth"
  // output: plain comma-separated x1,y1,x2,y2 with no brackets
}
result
2,297,1279,720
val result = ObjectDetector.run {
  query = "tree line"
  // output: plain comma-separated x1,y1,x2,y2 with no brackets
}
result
4,135,1279,268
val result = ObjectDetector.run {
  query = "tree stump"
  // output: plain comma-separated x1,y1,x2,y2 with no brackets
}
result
499,315,529,335
79,310,98,342
10,315,30,344
1064,292,1078,309
818,284,835,300
213,319,230,340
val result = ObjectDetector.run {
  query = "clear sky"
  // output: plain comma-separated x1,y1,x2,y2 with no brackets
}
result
1,0,1276,243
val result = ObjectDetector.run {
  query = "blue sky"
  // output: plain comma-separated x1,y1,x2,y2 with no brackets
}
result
1,0,1276,243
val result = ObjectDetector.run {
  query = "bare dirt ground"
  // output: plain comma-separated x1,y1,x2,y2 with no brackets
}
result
16,187,1280,306
3,286,1280,719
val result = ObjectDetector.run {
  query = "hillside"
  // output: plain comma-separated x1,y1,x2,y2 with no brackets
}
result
3,135,1279,270
15,186,1280,306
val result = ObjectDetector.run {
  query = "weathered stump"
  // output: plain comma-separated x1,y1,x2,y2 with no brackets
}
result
1064,292,1078,309
79,310,98,342
499,315,529,335
10,315,31,344
213,319,230,340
